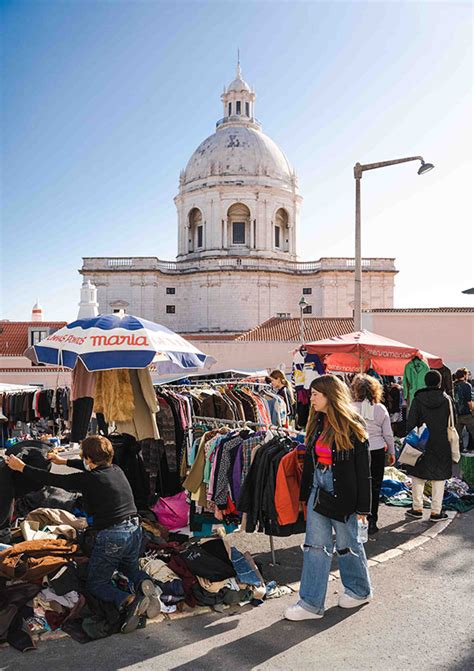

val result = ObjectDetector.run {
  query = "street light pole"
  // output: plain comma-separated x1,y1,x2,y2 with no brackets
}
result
298,295,308,343
353,156,434,332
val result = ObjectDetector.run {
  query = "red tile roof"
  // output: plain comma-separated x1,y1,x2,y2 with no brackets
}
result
364,307,474,313
184,333,242,341
0,321,67,357
236,317,355,342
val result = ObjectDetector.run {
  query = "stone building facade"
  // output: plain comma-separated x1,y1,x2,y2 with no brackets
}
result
81,64,397,333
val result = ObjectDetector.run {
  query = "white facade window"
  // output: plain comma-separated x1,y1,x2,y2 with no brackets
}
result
232,222,245,245
275,225,281,248
302,305,313,314
166,287,176,295
197,225,203,248
303,287,312,295
166,305,176,314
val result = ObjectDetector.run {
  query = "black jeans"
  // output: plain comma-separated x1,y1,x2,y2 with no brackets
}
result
370,448,386,524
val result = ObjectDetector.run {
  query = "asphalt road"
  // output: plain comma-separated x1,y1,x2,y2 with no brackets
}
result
1,510,472,671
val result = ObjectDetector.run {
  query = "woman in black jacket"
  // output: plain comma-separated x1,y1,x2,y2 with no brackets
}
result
405,370,452,521
284,375,372,621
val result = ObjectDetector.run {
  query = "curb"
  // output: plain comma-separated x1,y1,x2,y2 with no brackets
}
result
285,510,457,593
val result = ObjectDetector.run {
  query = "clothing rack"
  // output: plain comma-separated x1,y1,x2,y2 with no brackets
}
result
192,415,298,436
192,415,304,565
156,380,271,389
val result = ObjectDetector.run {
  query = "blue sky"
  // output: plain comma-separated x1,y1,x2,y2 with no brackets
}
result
1,0,472,322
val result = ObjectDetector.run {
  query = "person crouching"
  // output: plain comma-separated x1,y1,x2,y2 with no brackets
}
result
6,435,155,633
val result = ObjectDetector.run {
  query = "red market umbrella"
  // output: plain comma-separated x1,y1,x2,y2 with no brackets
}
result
303,330,443,375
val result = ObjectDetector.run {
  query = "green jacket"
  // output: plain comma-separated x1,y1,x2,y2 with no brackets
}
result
403,357,430,406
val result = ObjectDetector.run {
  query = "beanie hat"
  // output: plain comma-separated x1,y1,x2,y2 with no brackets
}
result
425,370,442,388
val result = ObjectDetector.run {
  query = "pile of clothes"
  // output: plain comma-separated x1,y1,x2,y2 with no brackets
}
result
0,503,269,652
380,467,474,512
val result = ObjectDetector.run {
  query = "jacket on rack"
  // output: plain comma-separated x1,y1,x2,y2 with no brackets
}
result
274,449,305,525
299,413,371,520
238,437,306,536
94,369,135,423
403,357,430,406
116,369,159,441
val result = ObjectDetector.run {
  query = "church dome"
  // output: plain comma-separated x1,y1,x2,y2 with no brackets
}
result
226,76,251,93
183,125,295,186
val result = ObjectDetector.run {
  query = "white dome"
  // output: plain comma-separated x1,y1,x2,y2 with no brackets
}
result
227,77,251,93
183,125,294,185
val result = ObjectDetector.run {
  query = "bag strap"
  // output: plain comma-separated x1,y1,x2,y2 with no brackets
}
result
447,397,455,429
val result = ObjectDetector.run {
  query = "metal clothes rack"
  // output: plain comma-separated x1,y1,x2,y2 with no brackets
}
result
192,415,302,564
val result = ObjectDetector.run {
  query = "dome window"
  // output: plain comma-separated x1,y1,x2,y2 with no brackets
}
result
233,222,245,245
236,101,241,115
274,225,281,248
245,102,250,117
197,225,203,248
275,208,290,252
228,102,232,116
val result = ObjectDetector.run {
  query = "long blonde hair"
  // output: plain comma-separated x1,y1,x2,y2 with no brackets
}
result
305,375,367,452
269,369,295,405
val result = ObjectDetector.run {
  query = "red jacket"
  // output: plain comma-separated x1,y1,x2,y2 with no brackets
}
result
274,449,305,525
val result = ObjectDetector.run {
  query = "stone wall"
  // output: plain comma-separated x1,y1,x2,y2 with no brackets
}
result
84,268,396,332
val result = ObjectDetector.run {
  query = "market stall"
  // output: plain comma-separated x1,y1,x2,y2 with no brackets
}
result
1,316,295,652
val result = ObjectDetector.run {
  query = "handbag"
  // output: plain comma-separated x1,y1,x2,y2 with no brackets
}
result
447,397,461,463
152,491,189,531
399,423,429,466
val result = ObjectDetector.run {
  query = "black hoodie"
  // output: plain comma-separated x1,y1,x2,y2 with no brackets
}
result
405,388,452,481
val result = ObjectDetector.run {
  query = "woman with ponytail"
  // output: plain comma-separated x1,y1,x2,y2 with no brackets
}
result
284,375,373,621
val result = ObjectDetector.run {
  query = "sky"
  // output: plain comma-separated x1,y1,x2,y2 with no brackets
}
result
1,0,472,322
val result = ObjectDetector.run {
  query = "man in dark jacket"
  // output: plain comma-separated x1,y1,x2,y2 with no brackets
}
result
405,370,452,521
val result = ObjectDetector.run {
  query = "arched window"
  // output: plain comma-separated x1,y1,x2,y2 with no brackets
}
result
188,208,203,252
227,203,251,247
228,102,232,116
275,208,289,251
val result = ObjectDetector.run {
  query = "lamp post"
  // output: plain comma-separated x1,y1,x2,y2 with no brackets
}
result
353,156,434,331
299,295,308,343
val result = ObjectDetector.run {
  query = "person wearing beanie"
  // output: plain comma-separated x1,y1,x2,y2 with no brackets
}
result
424,370,442,388
404,370,455,521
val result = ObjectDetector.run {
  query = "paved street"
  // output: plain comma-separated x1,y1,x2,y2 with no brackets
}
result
1,510,472,671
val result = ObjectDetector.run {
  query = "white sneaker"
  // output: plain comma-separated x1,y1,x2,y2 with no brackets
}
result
338,593,372,609
284,604,324,621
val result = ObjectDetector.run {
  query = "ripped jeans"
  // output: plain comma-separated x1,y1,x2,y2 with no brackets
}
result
299,468,372,615
87,518,150,610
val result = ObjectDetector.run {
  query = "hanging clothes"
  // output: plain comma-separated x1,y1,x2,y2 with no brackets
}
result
403,357,430,406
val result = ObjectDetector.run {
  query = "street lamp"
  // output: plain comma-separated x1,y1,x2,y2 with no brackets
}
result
462,288,474,295
299,295,308,343
353,156,434,331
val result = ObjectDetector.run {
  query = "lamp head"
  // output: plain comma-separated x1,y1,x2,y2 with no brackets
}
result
418,160,434,175
299,296,308,308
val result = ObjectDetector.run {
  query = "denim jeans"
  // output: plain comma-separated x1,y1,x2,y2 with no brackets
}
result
299,468,372,615
86,518,150,610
